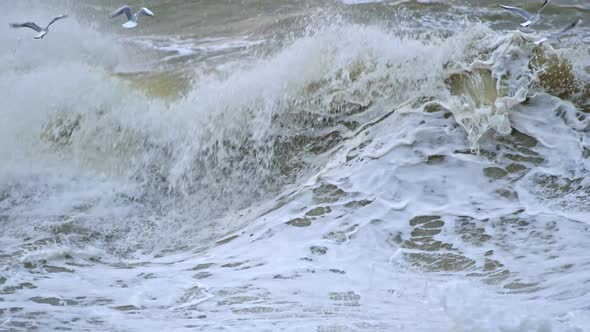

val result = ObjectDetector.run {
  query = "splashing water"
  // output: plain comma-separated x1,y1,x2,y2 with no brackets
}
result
1,1,590,331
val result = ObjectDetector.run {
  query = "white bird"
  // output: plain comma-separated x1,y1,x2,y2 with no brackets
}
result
10,15,67,39
536,17,582,45
499,0,550,28
110,6,155,29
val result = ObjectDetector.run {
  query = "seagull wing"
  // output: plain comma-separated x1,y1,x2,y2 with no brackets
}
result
551,18,582,37
111,6,133,20
498,5,532,20
10,22,43,32
46,14,67,28
138,8,155,17
536,0,550,16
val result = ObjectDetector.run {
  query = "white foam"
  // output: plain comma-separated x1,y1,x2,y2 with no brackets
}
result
1,6,590,331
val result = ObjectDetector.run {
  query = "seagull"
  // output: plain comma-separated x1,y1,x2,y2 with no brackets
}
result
110,6,155,29
499,0,550,28
9,15,67,39
536,17,582,45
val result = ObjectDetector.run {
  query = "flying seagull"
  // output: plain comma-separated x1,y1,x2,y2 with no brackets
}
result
536,17,582,45
110,6,155,29
10,15,67,39
499,0,550,28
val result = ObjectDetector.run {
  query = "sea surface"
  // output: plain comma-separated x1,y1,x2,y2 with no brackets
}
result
1,0,590,331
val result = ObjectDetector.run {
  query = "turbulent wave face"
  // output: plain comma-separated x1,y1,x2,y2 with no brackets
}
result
1,1,590,331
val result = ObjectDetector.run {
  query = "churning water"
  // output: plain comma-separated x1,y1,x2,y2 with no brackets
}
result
1,0,590,331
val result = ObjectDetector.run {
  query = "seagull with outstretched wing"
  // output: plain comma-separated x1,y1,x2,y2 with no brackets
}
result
110,5,155,29
10,15,68,39
536,17,582,45
499,0,550,28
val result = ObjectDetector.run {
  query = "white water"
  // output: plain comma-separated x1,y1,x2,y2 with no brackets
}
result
1,4,590,331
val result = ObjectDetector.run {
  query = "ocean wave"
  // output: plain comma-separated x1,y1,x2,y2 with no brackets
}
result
1,8,590,330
